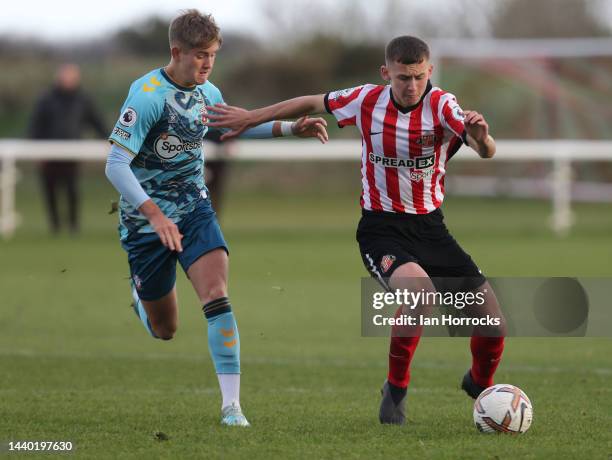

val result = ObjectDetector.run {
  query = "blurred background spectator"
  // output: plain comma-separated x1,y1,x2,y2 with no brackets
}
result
28,64,108,234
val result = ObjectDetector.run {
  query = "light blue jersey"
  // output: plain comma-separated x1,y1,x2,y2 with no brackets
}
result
108,68,224,240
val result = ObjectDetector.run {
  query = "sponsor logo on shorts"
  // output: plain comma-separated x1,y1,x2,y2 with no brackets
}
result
368,152,435,170
119,107,137,127
113,126,131,140
133,274,142,291
380,254,396,273
154,133,202,160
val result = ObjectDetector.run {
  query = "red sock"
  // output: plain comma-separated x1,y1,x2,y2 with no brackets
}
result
470,336,504,388
387,307,422,388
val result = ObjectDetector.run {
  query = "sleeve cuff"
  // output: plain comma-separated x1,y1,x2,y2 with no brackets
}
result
323,93,332,114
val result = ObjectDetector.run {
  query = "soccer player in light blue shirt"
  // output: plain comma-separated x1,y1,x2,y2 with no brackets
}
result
105,10,328,427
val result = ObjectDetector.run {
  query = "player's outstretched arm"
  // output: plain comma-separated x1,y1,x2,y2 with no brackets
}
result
464,110,496,159
235,116,328,143
206,95,327,140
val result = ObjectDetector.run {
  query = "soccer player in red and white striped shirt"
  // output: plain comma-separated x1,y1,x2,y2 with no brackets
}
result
206,36,506,426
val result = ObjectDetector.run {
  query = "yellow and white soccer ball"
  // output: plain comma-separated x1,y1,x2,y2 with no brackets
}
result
473,384,533,434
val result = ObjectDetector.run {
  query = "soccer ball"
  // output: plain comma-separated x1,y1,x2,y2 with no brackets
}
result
473,384,533,434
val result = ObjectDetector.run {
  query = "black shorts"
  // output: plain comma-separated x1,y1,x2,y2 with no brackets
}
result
356,208,486,293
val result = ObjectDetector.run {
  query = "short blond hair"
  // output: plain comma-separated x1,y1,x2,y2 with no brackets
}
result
169,9,222,50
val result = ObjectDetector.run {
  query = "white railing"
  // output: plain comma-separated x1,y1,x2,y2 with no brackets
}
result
430,37,612,59
1,139,611,239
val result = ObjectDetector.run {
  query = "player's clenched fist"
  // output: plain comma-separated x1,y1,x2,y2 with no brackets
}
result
463,110,489,143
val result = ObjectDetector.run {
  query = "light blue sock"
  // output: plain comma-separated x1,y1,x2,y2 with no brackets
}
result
203,297,240,374
130,282,158,339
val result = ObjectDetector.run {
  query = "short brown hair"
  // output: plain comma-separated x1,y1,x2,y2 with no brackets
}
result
169,9,222,50
385,36,429,65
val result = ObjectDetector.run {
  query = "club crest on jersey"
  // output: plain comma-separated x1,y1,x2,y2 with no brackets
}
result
200,105,208,124
119,107,137,127
417,131,438,147
451,105,465,121
380,255,396,273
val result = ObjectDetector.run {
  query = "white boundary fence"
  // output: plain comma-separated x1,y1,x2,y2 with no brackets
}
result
1,139,611,239
430,37,612,59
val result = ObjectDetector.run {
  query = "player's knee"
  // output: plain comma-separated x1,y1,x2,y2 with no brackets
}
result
494,316,508,337
475,317,507,338
486,306,507,337
391,262,429,280
390,262,435,293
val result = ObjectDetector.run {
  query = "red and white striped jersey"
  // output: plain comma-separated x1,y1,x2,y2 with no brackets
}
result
324,82,467,214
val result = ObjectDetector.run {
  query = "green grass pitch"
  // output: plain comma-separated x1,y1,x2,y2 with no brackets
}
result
1,169,611,458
